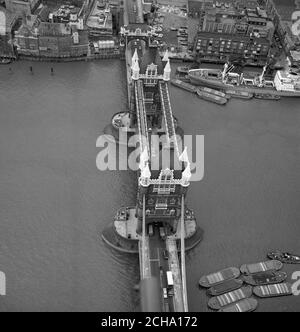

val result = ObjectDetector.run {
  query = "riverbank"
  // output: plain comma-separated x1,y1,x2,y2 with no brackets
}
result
17,52,121,63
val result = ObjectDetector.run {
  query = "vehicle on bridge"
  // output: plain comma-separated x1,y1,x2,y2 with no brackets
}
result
148,224,154,236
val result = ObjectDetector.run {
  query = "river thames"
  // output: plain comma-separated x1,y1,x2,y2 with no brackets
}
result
0,61,299,311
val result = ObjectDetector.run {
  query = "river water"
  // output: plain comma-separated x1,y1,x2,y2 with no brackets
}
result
0,61,299,312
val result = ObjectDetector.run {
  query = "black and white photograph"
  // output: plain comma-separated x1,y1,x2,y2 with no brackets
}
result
0,0,299,315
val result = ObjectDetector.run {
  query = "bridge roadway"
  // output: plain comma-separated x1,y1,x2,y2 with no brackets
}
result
135,80,150,155
124,0,144,25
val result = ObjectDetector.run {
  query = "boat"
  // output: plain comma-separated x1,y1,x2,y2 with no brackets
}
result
226,90,253,99
199,267,240,288
240,260,283,275
175,73,191,83
198,86,230,99
253,283,293,298
207,279,244,296
196,89,227,105
254,93,280,100
218,298,258,313
176,66,190,75
243,271,287,286
0,58,12,65
188,64,300,98
171,79,197,94
208,285,253,310
268,251,300,264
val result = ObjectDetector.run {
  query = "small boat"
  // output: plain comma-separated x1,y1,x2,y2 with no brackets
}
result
196,90,228,105
208,285,253,310
198,86,230,99
171,79,197,94
176,66,190,75
253,283,293,298
0,58,12,65
268,251,300,264
218,298,258,313
199,267,240,288
175,73,191,83
243,271,287,286
226,90,253,100
207,279,244,296
254,93,280,100
240,260,283,275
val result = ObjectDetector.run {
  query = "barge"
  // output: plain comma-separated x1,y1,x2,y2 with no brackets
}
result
196,89,227,105
171,79,198,93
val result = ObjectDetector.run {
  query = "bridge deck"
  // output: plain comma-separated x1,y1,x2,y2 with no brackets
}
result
159,82,179,155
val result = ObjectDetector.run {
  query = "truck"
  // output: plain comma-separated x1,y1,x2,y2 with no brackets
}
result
166,271,174,289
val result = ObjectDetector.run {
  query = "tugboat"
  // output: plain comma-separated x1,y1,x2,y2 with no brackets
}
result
218,298,258,312
253,283,293,298
207,279,243,296
240,260,283,275
268,251,300,264
207,286,253,310
199,267,240,288
243,271,287,286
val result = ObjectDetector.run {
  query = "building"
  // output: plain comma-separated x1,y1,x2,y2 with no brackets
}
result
4,0,41,16
262,0,300,54
192,0,274,64
15,4,89,58
86,0,113,37
0,7,19,57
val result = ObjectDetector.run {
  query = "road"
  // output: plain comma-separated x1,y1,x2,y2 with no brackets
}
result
148,227,175,312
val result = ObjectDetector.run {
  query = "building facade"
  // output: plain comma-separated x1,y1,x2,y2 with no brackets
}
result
15,4,89,58
192,0,274,64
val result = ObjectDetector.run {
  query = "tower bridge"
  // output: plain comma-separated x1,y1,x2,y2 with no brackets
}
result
102,2,202,312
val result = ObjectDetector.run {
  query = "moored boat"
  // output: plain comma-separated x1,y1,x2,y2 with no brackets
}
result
176,66,190,75
254,93,280,100
226,89,253,99
175,73,191,83
199,267,240,288
0,58,12,65
188,65,300,98
240,260,283,275
198,86,229,99
208,285,253,310
267,251,300,264
196,89,227,105
207,279,243,296
243,271,287,286
171,79,197,94
253,283,292,298
218,298,258,313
